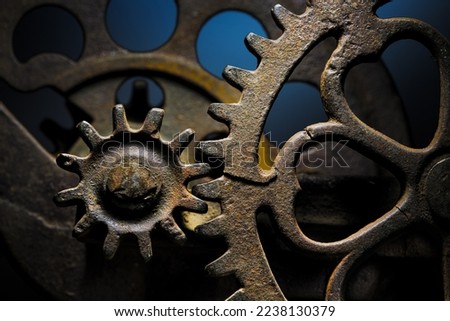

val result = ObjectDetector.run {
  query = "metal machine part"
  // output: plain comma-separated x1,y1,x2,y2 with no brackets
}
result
195,0,450,300
55,105,210,261
0,0,446,300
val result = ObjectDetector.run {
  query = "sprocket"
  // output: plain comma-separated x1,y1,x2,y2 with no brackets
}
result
195,0,450,300
55,105,210,261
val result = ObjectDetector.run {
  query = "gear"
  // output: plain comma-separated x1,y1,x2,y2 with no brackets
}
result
195,0,450,300
55,105,209,261
0,0,442,300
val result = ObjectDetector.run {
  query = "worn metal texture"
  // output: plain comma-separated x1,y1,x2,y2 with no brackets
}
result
55,105,210,261
0,0,440,300
195,0,450,300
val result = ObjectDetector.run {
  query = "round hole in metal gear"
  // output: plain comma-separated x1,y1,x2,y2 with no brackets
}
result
106,0,177,52
116,77,164,108
13,5,84,63
264,82,327,147
197,10,268,78
0,80,75,152
380,40,440,148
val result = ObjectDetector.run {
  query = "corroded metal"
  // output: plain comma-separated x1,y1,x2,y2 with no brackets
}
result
55,105,210,260
195,0,450,300
0,0,440,300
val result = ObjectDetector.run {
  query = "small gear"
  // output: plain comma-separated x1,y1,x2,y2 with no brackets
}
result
196,0,450,300
55,105,209,261
0,0,411,299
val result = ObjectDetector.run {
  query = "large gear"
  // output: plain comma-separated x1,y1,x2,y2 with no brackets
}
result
0,0,444,300
55,105,210,261
195,0,450,300
0,0,270,299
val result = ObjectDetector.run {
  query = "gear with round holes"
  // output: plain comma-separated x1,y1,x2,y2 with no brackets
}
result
0,0,440,300
55,105,210,261
195,0,450,300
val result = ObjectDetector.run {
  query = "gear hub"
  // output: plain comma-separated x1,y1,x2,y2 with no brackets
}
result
55,105,210,261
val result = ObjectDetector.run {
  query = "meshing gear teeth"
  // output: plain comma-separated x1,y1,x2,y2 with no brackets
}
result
196,1,450,300
0,0,426,301
56,105,210,261
194,131,308,300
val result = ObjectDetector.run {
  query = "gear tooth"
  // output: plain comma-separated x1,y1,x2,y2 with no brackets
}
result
160,217,187,244
103,230,121,260
195,215,226,237
223,66,253,90
192,180,222,200
209,103,239,123
179,194,208,213
227,289,248,301
73,214,95,237
206,252,235,277
142,108,164,135
272,4,297,30
56,153,83,173
169,129,195,154
135,232,153,262
54,187,83,205
245,32,273,57
198,141,224,159
305,122,336,139
183,163,210,179
77,121,103,149
112,104,130,132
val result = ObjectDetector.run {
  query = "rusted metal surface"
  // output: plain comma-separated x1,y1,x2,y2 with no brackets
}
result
0,0,446,300
55,105,210,261
195,0,450,300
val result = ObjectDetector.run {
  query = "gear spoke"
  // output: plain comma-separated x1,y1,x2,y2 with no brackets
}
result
273,196,415,255
325,250,363,301
306,121,420,177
